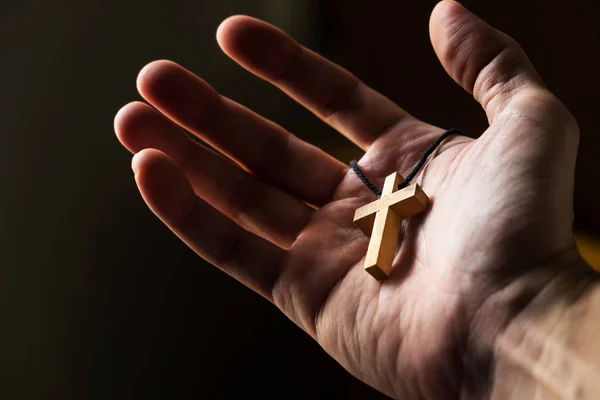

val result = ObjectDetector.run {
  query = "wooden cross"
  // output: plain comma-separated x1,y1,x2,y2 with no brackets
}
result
353,172,429,280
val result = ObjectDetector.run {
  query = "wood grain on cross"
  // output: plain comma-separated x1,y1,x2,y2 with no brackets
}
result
353,172,429,280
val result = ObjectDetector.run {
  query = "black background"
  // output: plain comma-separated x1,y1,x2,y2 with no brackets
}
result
1,1,599,399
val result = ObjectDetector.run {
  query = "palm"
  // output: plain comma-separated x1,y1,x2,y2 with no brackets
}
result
116,2,581,398
300,98,576,397
283,132,475,397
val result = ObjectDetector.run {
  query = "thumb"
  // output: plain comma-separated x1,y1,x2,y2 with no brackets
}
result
430,0,545,123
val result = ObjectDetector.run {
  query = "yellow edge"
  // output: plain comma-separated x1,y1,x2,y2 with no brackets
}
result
575,232,600,271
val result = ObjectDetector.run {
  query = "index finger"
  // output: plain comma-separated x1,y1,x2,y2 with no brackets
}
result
217,16,417,150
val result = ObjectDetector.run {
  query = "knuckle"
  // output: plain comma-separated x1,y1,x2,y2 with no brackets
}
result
473,43,532,113
251,130,292,178
502,89,580,139
215,222,244,269
442,12,531,96
321,78,361,120
174,194,200,227
228,172,258,227
544,96,579,134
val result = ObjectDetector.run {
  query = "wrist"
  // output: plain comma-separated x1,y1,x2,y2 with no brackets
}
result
491,255,600,399
462,247,598,399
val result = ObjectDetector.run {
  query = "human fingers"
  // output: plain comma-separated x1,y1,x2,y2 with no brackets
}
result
116,102,314,248
136,60,347,206
132,148,288,299
217,16,421,150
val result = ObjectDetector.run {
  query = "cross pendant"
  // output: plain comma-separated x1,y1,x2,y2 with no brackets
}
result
353,172,429,280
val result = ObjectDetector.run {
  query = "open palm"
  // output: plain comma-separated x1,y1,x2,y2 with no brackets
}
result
115,2,585,398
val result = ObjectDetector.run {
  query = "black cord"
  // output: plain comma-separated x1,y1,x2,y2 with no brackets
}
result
350,129,463,196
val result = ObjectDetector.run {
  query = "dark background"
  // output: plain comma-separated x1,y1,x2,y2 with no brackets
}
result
1,0,599,399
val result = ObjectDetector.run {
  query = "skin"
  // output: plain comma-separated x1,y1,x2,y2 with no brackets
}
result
114,1,594,398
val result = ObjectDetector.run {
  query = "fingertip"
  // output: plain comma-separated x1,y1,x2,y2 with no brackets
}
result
131,148,169,176
114,103,129,135
136,60,180,99
430,0,546,122
130,148,146,175
132,148,179,181
114,101,190,159
132,149,196,224
429,0,509,94
430,0,470,48
135,59,221,121
216,15,251,52
433,0,466,14
114,101,150,150
216,15,298,80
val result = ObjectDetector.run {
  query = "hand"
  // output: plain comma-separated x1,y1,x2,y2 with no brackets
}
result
115,1,590,398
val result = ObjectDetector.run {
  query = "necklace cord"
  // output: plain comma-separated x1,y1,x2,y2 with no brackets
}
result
350,129,463,196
